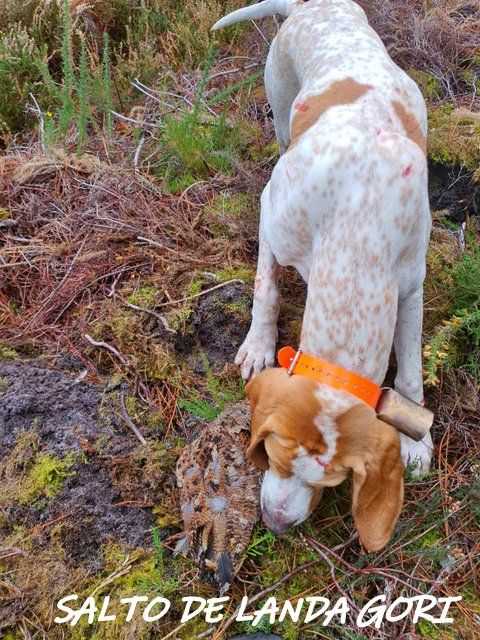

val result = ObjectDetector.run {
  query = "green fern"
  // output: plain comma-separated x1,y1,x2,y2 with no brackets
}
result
133,526,179,597
178,352,243,420
162,47,248,183
178,391,221,420
452,233,480,308
424,232,480,383
206,68,263,107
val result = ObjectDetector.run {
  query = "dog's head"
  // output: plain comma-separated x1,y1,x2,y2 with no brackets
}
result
246,368,404,551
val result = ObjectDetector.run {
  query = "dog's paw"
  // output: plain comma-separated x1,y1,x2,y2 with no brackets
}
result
235,329,276,380
400,432,433,476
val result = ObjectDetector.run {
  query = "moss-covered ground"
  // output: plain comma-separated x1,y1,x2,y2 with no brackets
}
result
0,1,479,638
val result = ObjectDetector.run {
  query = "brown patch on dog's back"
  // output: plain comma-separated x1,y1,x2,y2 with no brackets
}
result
290,78,373,147
391,100,426,154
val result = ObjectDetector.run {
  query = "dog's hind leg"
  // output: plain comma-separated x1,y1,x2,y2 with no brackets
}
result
235,184,280,380
265,40,299,154
394,288,433,475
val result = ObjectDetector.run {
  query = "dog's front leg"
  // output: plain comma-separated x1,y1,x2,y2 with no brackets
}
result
394,287,433,475
236,191,280,380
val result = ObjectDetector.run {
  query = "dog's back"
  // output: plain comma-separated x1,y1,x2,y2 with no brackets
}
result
271,0,426,152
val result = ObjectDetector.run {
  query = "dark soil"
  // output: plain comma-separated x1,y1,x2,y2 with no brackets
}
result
175,281,252,369
0,360,122,458
428,162,480,221
0,360,159,570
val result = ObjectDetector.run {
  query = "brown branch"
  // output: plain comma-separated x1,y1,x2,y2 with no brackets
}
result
157,279,246,308
84,333,129,366
119,392,147,446
124,301,176,333
303,534,426,596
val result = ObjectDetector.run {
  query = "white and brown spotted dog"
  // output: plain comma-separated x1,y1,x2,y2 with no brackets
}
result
213,0,432,550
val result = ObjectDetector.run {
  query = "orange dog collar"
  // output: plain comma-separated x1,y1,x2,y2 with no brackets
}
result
278,346,382,409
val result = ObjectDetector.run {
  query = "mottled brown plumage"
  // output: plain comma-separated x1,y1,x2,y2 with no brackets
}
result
175,400,262,592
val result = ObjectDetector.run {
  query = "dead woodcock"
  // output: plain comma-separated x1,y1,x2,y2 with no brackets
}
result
175,400,262,593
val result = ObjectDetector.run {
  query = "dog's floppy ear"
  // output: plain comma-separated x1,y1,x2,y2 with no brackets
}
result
337,405,404,552
245,374,271,470
246,417,273,470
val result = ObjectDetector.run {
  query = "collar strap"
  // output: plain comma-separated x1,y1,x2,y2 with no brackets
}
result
277,346,382,409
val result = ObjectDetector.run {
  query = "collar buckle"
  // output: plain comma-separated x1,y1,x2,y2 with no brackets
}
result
287,349,302,376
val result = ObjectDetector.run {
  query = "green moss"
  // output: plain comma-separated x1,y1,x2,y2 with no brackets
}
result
69,533,191,640
205,192,250,217
428,105,480,172
163,171,198,194
1,429,39,478
121,394,167,440
254,530,318,587
215,265,255,283
410,70,445,101
165,266,252,332
128,283,159,307
0,431,75,508
93,310,142,352
424,230,480,383
216,297,250,316
0,342,18,359
188,277,204,296
165,305,194,331
424,225,460,332
92,308,178,382
111,439,176,509
204,191,258,238
419,528,444,548
417,619,456,639
20,452,75,505
250,138,279,162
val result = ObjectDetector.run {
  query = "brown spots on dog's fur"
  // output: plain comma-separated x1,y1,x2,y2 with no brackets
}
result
392,100,425,154
246,371,404,551
290,79,373,147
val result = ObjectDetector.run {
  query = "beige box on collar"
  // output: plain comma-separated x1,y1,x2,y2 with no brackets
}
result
377,389,434,442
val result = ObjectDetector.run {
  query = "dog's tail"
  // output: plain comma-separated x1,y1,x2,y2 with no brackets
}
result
211,0,297,31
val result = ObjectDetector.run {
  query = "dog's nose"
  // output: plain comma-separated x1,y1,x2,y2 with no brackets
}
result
262,509,291,535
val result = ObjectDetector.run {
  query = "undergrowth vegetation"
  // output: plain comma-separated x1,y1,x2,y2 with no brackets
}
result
425,227,480,384
0,430,75,509
0,0,479,639
0,0,244,144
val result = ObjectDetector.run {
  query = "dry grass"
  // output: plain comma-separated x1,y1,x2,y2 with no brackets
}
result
0,75,268,357
360,0,480,106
